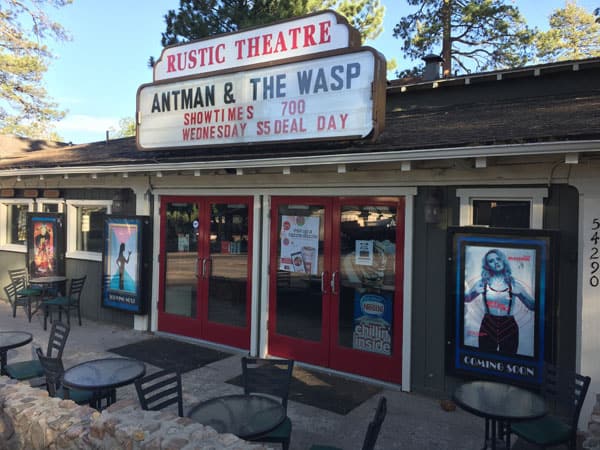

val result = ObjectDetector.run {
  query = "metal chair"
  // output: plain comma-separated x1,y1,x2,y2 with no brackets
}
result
241,357,294,450
5,321,70,382
508,364,591,450
35,347,95,405
7,268,42,321
134,368,184,417
309,396,387,450
4,282,34,322
42,276,86,330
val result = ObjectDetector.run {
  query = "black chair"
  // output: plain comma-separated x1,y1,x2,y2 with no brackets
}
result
134,368,184,417
43,276,86,330
35,347,95,405
4,282,35,322
309,396,387,450
7,268,42,321
241,357,294,450
5,321,70,382
509,364,591,450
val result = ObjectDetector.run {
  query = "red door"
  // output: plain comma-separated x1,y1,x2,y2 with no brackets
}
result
158,196,253,349
268,197,404,383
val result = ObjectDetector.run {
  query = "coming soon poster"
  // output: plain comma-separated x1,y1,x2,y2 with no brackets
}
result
27,213,65,278
448,228,556,385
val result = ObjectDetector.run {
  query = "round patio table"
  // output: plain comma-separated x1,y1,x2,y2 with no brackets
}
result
453,380,547,450
0,331,33,376
62,357,145,409
187,394,286,439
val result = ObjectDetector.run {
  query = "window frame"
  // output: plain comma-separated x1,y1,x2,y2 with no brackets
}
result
456,188,548,229
36,198,65,213
66,199,112,261
0,199,35,252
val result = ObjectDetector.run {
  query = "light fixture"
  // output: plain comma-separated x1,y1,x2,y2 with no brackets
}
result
122,172,129,178
194,170,201,177
91,173,97,179
16,175,21,182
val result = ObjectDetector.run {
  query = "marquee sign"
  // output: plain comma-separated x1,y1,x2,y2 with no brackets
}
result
153,11,360,81
137,48,386,150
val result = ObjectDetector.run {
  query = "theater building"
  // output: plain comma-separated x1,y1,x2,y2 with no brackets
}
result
1,13,599,428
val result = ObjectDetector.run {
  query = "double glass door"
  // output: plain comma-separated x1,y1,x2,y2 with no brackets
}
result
158,196,252,349
268,196,405,383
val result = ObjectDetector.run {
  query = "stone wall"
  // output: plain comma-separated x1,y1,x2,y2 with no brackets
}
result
0,376,269,450
584,393,600,449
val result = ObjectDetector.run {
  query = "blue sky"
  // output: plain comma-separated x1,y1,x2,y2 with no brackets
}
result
44,0,598,144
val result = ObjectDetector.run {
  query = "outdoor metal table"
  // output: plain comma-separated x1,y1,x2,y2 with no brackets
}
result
30,276,68,330
453,380,547,450
0,331,33,376
187,394,286,439
62,357,145,410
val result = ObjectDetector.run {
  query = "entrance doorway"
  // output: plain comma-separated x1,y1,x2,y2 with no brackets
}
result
268,197,404,383
158,196,253,349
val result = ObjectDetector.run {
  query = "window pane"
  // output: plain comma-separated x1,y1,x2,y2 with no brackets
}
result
41,203,59,213
7,204,28,245
473,200,530,228
77,206,106,252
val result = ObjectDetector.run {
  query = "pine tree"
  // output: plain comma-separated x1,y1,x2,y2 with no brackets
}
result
393,0,535,78
0,0,71,139
535,1,600,62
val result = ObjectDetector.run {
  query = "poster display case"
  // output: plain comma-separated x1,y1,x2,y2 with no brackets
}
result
26,213,65,278
447,227,557,385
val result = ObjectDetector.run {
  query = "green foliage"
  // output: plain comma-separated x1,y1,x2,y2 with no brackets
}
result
159,0,383,46
0,0,71,139
393,0,536,76
111,117,136,138
306,0,384,42
535,2,600,62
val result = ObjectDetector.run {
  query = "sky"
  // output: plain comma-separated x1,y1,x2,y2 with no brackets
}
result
43,0,598,144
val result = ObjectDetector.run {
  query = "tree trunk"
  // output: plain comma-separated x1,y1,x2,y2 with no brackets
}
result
442,0,452,77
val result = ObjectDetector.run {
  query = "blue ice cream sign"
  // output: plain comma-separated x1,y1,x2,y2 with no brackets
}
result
353,292,393,355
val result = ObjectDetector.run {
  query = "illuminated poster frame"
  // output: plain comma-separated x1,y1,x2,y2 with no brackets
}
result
101,216,150,313
447,227,557,385
26,213,65,278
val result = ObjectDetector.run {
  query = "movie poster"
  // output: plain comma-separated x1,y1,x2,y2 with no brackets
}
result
27,213,65,278
448,228,556,385
102,216,144,313
279,215,319,275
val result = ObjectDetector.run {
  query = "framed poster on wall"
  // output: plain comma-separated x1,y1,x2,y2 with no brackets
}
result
447,227,557,385
101,216,149,313
26,213,65,278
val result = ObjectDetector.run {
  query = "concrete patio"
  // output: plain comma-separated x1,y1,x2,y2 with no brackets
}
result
0,300,572,449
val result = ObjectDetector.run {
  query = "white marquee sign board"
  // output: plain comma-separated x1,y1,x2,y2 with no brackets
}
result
137,49,385,150
153,11,360,81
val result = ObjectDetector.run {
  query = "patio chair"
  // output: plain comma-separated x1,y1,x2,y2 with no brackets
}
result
309,396,387,450
135,368,184,417
241,357,294,450
508,364,591,450
7,268,42,321
4,282,35,322
35,347,95,405
5,321,70,382
42,276,86,330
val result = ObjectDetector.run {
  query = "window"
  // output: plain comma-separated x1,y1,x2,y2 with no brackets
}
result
66,200,112,261
0,199,34,251
456,188,547,229
37,198,65,214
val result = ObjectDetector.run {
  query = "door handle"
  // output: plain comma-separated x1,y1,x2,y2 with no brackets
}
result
320,271,329,294
201,258,207,278
331,271,338,295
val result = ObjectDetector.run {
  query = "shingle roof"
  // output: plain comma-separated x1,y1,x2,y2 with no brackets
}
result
1,58,599,171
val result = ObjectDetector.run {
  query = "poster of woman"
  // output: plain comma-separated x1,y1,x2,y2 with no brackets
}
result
448,227,556,385
102,216,146,313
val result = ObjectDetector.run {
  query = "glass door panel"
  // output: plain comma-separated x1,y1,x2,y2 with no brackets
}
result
207,202,249,327
163,201,199,318
275,204,326,342
338,205,397,355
